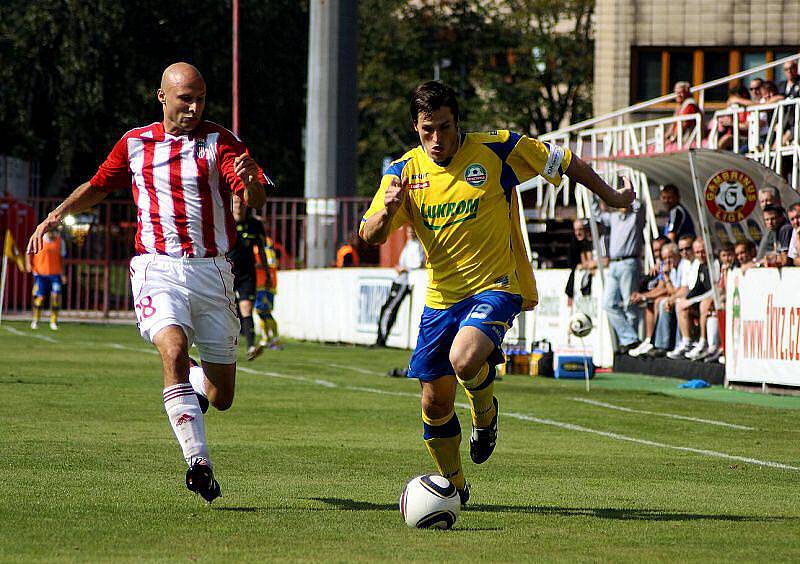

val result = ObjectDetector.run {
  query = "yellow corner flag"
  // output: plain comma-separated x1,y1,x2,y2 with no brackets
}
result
3,229,26,272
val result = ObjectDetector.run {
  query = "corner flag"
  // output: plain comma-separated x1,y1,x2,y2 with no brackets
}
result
3,229,25,272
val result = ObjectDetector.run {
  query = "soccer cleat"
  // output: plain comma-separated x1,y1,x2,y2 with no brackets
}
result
703,348,723,363
30,320,38,330
470,397,498,464
49,322,58,331
185,460,221,503
628,339,653,357
246,344,263,361
259,338,268,348
457,482,470,506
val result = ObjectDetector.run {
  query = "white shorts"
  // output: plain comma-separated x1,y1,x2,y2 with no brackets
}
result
130,254,240,364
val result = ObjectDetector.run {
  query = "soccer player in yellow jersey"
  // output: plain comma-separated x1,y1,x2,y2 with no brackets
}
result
360,81,632,504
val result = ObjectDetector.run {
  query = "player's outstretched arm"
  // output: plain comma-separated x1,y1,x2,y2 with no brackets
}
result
565,155,634,209
361,177,406,245
26,181,107,255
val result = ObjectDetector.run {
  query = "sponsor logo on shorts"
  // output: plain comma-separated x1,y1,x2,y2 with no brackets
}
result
464,163,488,187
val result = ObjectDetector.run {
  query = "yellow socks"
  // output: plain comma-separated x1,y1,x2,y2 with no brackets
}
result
422,409,465,490
457,363,497,428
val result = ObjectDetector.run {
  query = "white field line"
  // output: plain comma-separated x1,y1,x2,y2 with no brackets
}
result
571,397,755,431
288,357,386,377
3,325,58,343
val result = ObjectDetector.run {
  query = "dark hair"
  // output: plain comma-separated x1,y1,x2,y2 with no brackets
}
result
410,81,459,124
763,204,785,216
720,243,735,253
789,202,800,214
729,84,749,98
678,234,695,245
661,184,680,197
762,80,778,95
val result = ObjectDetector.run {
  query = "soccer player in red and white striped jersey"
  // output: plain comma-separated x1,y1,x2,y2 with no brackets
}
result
27,62,271,503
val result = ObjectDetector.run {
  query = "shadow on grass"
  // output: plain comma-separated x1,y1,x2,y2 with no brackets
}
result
214,507,259,512
311,498,787,522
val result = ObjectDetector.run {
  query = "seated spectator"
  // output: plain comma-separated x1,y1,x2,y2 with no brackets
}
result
727,77,764,108
648,237,695,357
735,240,757,271
756,204,793,266
786,202,800,266
643,236,670,287
714,84,751,151
668,238,713,359
628,242,680,357
694,244,736,363
758,186,782,211
565,219,595,306
592,190,645,353
666,81,700,146
660,185,696,242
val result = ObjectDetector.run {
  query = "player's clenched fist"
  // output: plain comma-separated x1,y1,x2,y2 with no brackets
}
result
234,153,259,186
385,176,406,216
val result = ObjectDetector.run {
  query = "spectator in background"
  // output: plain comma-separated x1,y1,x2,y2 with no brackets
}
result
375,225,425,347
727,77,764,107
735,241,757,271
661,185,696,242
648,236,695,357
336,232,361,267
592,188,646,353
565,218,595,306
758,186,782,210
695,245,736,363
628,242,680,357
756,204,792,266
669,238,713,359
785,202,800,266
715,84,751,151
779,61,799,145
666,82,700,146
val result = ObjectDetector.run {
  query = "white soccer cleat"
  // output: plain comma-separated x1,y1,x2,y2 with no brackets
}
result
666,341,690,359
685,342,707,361
49,322,58,331
30,320,38,330
628,339,653,357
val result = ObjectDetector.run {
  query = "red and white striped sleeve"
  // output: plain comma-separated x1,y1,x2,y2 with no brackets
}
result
90,136,132,193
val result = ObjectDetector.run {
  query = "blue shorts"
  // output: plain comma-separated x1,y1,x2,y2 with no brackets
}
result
255,290,274,314
407,290,522,382
33,274,62,297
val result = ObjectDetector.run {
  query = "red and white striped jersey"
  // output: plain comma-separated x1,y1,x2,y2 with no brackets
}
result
90,121,272,258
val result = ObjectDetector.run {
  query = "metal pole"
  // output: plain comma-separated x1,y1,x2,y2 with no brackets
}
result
232,0,240,136
687,150,722,310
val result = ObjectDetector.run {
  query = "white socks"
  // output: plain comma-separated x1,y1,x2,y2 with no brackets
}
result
188,365,208,399
163,383,211,467
706,316,720,349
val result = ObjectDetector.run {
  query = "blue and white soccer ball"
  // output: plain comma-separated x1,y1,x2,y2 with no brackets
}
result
399,474,461,529
569,312,593,338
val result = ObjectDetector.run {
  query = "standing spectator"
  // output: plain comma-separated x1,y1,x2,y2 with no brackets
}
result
26,62,270,503
786,202,800,266
375,225,425,347
26,227,66,330
668,238,713,359
565,218,595,306
661,184,696,242
592,189,646,353
666,81,700,146
756,204,793,265
779,61,799,145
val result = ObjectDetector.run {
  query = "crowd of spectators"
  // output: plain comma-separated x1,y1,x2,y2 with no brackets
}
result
568,183,800,364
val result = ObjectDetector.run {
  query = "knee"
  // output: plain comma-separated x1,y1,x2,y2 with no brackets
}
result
421,391,454,420
448,351,483,380
159,343,188,372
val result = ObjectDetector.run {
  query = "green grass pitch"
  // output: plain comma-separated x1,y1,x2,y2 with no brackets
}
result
2,321,799,562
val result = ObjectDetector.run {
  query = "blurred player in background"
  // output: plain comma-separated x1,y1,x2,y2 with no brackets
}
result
26,62,271,503
230,195,268,360
360,81,632,504
26,227,66,330
254,230,282,350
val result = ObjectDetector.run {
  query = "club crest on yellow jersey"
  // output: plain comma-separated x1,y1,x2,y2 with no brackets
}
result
464,163,487,187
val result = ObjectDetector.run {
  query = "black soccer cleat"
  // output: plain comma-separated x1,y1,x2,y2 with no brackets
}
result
185,460,221,503
457,483,470,506
469,397,498,465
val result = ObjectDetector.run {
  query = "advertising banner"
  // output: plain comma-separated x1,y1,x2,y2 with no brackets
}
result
726,268,800,388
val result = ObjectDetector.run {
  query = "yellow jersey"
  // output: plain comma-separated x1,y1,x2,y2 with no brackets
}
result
360,130,571,309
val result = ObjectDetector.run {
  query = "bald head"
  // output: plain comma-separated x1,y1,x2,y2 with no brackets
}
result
161,62,205,92
158,62,206,135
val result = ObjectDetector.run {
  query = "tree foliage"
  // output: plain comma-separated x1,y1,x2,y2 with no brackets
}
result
0,0,308,196
357,0,594,195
